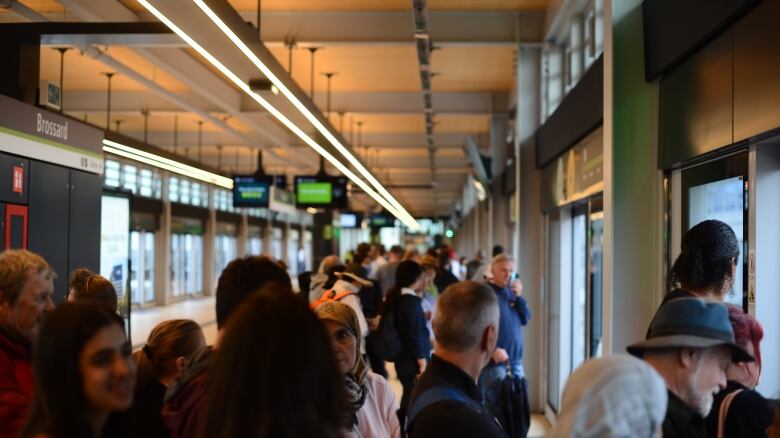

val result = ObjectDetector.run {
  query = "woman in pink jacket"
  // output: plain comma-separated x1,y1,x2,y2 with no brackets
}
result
315,301,401,438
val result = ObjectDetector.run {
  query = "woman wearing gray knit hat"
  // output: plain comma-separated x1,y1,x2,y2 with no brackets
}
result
550,354,668,438
315,301,401,438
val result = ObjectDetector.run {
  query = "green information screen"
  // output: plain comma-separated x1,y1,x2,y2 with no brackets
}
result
297,182,332,204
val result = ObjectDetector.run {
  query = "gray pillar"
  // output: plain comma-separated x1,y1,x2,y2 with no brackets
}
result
516,44,543,412
155,173,172,307
202,187,216,295
238,211,249,256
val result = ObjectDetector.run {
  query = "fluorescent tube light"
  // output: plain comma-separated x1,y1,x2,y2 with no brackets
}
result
103,139,233,189
137,0,419,230
190,0,419,229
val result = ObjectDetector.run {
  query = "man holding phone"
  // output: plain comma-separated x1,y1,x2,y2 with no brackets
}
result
480,253,531,383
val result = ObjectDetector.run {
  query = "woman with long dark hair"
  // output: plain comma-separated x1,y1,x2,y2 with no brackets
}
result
129,319,205,438
21,302,135,438
314,301,401,437
383,260,431,415
666,219,740,304
199,282,345,438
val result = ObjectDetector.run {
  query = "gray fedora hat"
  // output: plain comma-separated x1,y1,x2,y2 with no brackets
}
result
627,298,754,363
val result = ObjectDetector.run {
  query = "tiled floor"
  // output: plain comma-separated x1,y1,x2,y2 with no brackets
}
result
131,297,550,437
130,296,218,349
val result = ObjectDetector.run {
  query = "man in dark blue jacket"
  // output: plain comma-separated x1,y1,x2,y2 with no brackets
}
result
479,253,531,385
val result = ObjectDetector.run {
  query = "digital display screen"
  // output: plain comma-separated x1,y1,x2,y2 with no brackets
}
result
295,175,348,209
689,176,744,307
370,213,395,228
233,175,272,208
339,212,361,228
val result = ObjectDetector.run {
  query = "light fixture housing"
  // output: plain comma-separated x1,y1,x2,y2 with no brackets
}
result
137,0,419,231
103,138,233,189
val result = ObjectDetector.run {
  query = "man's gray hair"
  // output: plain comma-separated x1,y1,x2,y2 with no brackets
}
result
491,253,514,267
434,281,499,352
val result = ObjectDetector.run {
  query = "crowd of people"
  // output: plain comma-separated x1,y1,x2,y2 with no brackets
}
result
0,220,778,437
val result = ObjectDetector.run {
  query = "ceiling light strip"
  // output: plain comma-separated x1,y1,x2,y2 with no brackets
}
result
103,143,233,189
136,0,414,228
190,0,419,228
104,139,234,187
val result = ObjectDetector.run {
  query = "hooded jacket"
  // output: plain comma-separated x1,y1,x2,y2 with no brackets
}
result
162,347,212,438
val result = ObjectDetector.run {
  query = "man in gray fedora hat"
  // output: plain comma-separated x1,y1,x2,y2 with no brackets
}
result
627,298,754,438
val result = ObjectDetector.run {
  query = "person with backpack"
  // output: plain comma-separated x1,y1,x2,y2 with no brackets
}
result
312,263,372,354
406,281,505,437
379,260,432,417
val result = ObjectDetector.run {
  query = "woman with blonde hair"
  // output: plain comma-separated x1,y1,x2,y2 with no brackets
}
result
129,319,205,437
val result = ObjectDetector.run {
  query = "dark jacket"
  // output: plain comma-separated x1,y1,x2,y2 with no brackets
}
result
408,355,506,438
162,347,212,438
0,329,33,438
434,269,458,294
488,282,531,366
663,391,705,438
705,380,774,438
129,379,170,438
358,281,383,318
394,294,431,376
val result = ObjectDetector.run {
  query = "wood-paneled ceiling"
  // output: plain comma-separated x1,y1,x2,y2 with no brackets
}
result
3,0,546,217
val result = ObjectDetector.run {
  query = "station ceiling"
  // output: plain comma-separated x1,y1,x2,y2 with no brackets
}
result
1,0,546,218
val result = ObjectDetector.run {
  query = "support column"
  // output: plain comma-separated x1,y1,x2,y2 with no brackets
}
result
516,43,543,411
155,172,172,307
607,0,663,354
262,210,272,255
202,187,217,295
238,211,249,256
282,219,291,268
312,211,334,269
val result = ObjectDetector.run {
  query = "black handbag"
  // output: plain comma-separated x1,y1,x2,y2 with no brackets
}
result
483,365,530,438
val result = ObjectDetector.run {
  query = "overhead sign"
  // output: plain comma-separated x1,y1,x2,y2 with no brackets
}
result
0,94,103,174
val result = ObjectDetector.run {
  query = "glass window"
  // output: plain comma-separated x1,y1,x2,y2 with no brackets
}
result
180,179,191,205
171,232,203,298
122,164,138,194
270,227,283,260
571,210,587,370
169,177,180,203
214,232,237,290
104,160,120,187
143,232,155,303
191,183,202,207
130,231,141,305
288,229,300,276
139,169,153,198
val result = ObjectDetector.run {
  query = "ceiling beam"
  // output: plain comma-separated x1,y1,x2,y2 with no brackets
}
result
31,11,544,48
251,11,544,47
58,89,499,117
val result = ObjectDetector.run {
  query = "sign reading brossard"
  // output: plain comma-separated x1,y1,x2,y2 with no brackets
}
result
36,113,68,141
0,94,103,174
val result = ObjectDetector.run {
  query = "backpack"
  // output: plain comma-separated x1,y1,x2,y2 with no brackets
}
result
375,299,403,361
310,288,354,309
403,386,484,437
